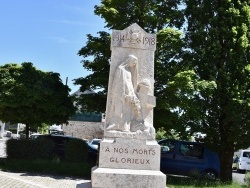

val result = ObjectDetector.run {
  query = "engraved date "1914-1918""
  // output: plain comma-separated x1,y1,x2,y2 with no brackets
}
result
112,34,155,46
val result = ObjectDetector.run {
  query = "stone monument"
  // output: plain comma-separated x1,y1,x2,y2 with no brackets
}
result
91,23,166,188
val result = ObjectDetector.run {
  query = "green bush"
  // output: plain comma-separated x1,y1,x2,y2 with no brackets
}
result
6,138,54,160
65,138,88,162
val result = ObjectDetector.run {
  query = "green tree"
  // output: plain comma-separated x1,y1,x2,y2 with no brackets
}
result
94,0,184,31
74,31,111,112
74,0,184,121
75,0,250,182
0,63,76,139
167,1,250,181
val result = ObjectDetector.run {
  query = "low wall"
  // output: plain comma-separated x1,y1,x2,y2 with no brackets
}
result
62,121,104,141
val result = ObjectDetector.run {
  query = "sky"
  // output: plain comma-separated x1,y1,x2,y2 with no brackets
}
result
0,0,108,93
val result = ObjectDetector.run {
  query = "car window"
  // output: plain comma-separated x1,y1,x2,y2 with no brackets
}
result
233,157,239,163
243,151,250,158
180,143,204,159
92,140,100,145
159,140,176,153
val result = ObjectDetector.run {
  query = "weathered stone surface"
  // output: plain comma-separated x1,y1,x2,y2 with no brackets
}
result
111,23,156,51
91,23,166,188
105,23,156,140
98,138,160,170
91,167,166,188
62,121,104,140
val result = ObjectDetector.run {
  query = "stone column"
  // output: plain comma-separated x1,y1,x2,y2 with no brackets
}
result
91,23,166,188
0,121,5,138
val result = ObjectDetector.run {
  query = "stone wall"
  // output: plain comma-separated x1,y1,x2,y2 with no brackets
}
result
62,121,104,141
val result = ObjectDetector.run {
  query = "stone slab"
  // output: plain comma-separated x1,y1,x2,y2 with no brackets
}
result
104,23,156,140
111,23,156,51
91,166,166,188
98,138,160,170
105,129,155,140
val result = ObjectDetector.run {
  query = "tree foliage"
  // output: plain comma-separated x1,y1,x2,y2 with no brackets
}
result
74,0,184,116
168,0,250,181
74,31,111,112
0,62,76,139
94,0,184,31
75,0,250,182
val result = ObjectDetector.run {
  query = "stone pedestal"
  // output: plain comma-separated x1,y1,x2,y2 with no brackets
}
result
91,138,166,188
92,167,165,188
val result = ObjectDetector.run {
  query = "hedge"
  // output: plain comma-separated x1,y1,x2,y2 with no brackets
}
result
65,138,88,162
6,138,54,160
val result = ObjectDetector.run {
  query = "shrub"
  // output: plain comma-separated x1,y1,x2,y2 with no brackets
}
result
65,138,88,162
6,138,54,160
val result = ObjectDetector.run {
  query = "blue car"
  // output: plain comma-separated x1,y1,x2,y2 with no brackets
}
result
158,139,220,179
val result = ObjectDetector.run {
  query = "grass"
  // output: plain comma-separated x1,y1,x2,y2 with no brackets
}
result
0,157,95,179
245,171,250,185
166,175,248,188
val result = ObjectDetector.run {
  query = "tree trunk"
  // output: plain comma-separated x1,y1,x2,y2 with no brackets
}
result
219,142,234,182
25,123,30,139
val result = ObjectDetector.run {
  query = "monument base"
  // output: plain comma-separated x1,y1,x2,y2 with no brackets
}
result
91,166,166,188
105,129,155,140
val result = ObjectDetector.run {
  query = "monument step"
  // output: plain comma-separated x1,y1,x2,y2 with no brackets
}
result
91,166,166,188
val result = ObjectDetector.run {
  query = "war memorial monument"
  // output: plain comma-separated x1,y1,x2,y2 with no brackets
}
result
91,23,166,188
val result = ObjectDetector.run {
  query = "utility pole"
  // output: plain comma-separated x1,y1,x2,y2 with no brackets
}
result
66,77,68,86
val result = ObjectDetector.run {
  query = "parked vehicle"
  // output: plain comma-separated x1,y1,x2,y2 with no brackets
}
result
232,156,238,170
158,139,220,179
236,149,250,173
88,138,101,150
30,133,42,139
49,125,64,135
88,138,101,159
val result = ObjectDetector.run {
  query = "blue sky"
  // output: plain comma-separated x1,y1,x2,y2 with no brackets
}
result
0,0,107,93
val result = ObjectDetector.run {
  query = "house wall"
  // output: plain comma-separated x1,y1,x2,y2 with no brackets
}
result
62,121,104,141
